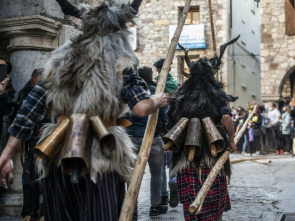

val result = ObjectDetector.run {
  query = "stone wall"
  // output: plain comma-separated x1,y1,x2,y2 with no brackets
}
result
134,0,228,84
261,0,295,102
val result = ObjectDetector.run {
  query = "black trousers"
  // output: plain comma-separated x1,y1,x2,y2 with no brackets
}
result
22,142,40,219
248,136,261,153
253,136,261,152
266,127,280,149
278,135,291,151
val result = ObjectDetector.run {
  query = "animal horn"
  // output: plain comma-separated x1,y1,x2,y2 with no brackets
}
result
218,35,240,61
182,70,191,78
56,0,81,18
130,0,143,13
177,56,191,78
178,43,193,69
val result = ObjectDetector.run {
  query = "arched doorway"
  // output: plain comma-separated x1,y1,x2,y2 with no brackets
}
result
279,66,295,98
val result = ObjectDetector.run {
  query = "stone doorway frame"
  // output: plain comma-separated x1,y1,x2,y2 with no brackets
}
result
278,66,295,98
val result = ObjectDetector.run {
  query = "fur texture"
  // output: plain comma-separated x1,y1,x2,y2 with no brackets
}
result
39,1,139,182
169,58,237,179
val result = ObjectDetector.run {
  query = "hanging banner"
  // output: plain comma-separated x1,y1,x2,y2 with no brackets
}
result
169,24,207,49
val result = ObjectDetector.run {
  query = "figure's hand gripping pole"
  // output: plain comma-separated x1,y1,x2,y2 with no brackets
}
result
189,106,257,214
119,1,193,220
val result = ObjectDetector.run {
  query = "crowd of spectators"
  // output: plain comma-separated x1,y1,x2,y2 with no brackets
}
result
232,96,295,156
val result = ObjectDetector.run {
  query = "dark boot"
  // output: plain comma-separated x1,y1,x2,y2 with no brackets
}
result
161,195,168,206
149,205,168,216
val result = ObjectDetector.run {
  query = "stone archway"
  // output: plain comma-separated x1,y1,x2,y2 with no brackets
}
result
279,66,295,98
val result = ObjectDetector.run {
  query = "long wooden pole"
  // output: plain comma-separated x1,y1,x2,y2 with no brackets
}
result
189,106,257,214
119,1,193,220
208,0,220,82
208,0,217,56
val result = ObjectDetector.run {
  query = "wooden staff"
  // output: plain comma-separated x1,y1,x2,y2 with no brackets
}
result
231,157,272,165
119,0,193,220
208,0,220,82
208,0,217,56
189,106,257,214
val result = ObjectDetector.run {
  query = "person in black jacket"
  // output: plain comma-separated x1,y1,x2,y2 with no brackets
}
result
18,69,42,104
16,68,43,221
124,66,168,218
0,56,15,155
249,107,263,155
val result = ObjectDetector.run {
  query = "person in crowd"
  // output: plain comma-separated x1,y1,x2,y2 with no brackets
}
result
231,109,237,121
266,103,281,151
259,105,269,151
234,109,245,153
250,107,263,155
280,96,291,113
0,56,15,154
124,66,168,218
281,106,291,154
17,68,43,221
232,109,240,132
276,116,284,154
289,98,295,156
247,108,255,156
238,106,245,113
239,106,253,156
154,58,178,104
153,59,179,208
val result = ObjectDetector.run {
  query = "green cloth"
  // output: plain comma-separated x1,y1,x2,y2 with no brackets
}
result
154,73,178,94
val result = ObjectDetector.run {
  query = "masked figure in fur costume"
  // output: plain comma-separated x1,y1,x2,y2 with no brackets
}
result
165,37,239,221
0,0,167,220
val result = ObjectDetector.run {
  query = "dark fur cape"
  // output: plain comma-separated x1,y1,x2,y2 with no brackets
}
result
169,58,238,179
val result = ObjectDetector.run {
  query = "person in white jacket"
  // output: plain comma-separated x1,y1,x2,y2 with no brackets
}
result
266,102,281,151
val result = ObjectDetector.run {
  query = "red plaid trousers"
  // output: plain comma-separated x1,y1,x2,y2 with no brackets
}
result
177,167,231,221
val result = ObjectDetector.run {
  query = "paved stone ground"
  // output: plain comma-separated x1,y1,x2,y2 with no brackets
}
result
138,153,295,221
1,154,295,221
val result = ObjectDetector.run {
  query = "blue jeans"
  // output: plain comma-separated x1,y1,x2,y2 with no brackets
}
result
161,151,176,196
242,133,247,152
131,136,164,207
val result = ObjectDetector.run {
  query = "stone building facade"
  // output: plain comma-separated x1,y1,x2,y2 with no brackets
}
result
134,0,262,107
134,0,228,84
261,0,295,103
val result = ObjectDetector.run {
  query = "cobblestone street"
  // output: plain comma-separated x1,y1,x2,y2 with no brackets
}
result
1,154,294,221
138,154,295,221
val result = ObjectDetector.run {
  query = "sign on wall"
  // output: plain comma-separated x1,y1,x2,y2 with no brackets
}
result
169,24,207,49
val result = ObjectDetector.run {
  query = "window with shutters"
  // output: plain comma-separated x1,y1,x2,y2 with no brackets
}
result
184,8,200,25
286,0,295,35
